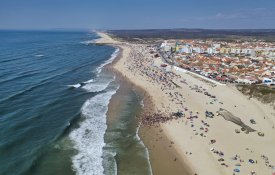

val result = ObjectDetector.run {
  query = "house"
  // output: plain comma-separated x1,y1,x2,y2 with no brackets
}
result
163,45,172,52
207,47,214,54
193,47,203,53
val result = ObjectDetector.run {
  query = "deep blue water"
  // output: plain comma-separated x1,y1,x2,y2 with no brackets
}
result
0,30,152,175
0,31,116,175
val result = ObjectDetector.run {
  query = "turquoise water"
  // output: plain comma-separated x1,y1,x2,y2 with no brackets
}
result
0,30,151,175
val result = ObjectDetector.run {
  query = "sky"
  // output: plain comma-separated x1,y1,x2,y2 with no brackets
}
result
0,0,275,30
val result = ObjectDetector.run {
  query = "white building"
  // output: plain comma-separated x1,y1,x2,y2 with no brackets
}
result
180,45,192,54
231,48,236,54
160,41,168,48
207,47,214,54
213,43,221,48
192,47,203,53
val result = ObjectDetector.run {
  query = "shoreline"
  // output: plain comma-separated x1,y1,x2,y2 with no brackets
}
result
97,31,275,175
104,65,153,174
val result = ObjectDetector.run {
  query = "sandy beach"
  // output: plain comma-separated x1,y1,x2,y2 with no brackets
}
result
97,32,275,175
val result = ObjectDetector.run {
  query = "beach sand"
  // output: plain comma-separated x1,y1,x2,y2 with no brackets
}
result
97,32,275,175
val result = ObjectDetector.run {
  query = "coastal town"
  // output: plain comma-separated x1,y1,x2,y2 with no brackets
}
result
159,39,275,85
97,32,275,175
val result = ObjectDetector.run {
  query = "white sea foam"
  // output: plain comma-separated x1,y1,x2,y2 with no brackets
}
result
35,54,44,57
82,79,113,92
67,79,94,89
96,48,119,74
67,84,81,88
69,46,120,175
70,89,117,175
83,79,94,84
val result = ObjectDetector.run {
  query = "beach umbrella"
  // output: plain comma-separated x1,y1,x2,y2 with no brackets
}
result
234,168,240,173
249,159,255,164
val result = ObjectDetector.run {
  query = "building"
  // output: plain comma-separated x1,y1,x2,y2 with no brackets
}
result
207,47,214,54
180,45,192,54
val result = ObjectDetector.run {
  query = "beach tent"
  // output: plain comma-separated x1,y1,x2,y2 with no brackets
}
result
249,159,255,164
233,168,240,173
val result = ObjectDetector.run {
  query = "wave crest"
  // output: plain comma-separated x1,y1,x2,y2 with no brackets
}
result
96,48,119,74
69,90,117,175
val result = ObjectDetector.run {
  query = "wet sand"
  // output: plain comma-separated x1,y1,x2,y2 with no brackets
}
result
140,124,193,175
104,64,153,174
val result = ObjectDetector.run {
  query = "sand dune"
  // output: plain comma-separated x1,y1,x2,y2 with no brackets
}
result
217,108,256,133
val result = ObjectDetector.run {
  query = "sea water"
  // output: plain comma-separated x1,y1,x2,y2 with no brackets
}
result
0,30,151,175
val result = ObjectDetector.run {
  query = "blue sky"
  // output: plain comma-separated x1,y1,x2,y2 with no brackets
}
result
0,0,275,30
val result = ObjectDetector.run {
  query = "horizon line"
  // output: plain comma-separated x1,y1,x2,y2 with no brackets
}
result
1,27,275,32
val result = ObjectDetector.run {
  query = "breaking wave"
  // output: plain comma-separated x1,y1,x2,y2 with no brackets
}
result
67,79,95,89
34,54,44,57
96,48,119,74
69,89,117,175
69,46,120,175
67,84,81,88
81,78,113,92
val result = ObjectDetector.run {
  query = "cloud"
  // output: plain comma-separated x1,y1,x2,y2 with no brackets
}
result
214,12,247,20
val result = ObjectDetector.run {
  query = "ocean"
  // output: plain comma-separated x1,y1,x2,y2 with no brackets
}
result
0,31,152,175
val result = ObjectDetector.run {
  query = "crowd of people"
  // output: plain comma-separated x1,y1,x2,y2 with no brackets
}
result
121,43,275,175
